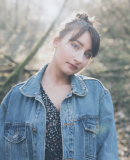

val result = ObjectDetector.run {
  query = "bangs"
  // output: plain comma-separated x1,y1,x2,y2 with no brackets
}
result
68,25,100,57
69,25,89,41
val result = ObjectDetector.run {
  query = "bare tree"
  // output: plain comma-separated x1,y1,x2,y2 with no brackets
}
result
13,0,19,31
21,0,31,32
0,0,7,29
0,0,68,94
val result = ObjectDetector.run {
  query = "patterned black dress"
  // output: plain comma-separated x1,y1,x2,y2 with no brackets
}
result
40,84,63,160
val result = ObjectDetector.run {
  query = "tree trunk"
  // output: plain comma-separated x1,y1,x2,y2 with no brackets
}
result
14,0,19,31
0,0,68,93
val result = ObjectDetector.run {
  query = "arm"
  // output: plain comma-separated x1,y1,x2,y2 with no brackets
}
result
0,88,14,159
0,101,6,159
97,90,119,160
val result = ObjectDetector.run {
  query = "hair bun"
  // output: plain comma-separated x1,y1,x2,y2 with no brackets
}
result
76,13,88,22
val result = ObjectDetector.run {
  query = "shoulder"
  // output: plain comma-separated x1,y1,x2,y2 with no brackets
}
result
78,74,107,89
1,81,26,107
78,74,113,106
10,81,26,94
78,74,109,98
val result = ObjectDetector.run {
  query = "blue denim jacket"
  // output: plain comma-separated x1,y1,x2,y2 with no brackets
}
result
0,63,119,160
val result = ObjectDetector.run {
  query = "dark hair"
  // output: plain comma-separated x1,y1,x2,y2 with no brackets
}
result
56,12,100,58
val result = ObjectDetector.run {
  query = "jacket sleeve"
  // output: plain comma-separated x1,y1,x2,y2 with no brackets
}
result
0,101,6,159
0,88,13,159
97,90,119,160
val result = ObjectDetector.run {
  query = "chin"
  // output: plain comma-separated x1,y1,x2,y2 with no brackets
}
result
60,63,77,75
63,69,76,76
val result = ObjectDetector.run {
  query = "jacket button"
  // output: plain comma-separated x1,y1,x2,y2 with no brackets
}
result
32,127,36,133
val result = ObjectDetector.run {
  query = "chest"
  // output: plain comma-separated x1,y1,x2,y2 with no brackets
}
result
4,93,99,160
42,84,71,111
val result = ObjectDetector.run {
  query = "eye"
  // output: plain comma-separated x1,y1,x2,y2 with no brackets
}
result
72,43,79,50
85,53,92,59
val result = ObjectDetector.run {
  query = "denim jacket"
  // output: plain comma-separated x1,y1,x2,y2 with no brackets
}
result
0,63,119,160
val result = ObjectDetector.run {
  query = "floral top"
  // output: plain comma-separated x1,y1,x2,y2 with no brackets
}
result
40,84,62,160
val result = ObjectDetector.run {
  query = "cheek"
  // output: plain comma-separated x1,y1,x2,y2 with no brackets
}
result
58,44,72,59
79,60,89,69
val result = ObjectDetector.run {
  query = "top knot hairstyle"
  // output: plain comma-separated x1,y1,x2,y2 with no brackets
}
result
56,12,100,58
76,13,89,22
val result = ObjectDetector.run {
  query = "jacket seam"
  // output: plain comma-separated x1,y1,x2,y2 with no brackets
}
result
82,77,105,87
1,102,7,115
82,77,109,106
99,90,109,106
82,77,108,91
13,81,26,88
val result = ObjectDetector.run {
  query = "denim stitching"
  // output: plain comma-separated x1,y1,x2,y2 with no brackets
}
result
99,90,108,106
22,139,28,159
1,102,7,115
73,115,98,122
5,139,11,160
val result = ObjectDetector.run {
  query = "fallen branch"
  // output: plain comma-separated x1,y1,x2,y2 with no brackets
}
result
0,67,38,73
3,55,18,65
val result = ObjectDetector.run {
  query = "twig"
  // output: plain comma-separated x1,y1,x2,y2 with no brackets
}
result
4,55,18,64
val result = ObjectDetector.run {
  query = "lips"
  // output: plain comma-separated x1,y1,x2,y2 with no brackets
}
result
68,63,78,69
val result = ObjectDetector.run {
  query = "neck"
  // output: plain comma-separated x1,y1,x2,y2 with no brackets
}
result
41,60,71,86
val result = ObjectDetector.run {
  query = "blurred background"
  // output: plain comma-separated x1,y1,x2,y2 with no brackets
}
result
0,0,130,159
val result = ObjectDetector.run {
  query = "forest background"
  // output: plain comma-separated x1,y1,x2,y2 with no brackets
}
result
0,0,130,159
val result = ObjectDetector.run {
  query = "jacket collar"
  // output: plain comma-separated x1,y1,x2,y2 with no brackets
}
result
20,63,88,97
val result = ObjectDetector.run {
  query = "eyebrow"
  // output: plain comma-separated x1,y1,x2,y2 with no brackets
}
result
75,40,84,46
75,40,93,53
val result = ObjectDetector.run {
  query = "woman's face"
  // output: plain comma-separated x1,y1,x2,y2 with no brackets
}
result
53,29,92,75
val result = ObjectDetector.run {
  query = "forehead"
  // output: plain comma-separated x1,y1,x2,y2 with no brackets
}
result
62,29,91,40
60,29,92,48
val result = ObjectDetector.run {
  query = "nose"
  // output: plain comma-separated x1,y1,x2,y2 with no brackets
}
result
74,51,84,63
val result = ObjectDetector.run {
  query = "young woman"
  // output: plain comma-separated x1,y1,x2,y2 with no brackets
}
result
0,12,119,160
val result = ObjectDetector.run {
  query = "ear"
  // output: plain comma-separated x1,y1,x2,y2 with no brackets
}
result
53,37,59,48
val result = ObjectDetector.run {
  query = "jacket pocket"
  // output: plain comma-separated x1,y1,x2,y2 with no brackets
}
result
4,123,28,160
82,118,99,159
